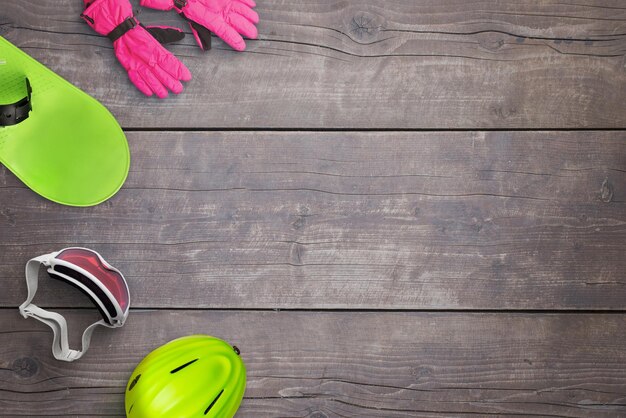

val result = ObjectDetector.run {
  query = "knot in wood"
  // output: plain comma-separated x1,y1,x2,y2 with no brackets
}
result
600,178,614,203
347,12,382,43
412,366,433,378
0,17,10,36
478,33,505,52
492,105,518,120
12,357,39,378
0,208,16,226
298,205,311,216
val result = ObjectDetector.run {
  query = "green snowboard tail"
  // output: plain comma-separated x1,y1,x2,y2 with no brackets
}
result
0,36,129,207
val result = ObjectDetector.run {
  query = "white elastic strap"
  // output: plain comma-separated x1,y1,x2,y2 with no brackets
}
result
19,256,48,314
19,256,109,362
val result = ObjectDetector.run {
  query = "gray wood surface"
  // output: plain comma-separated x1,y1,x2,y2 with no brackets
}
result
1,310,625,417
1,131,624,310
1,1,626,416
2,0,625,129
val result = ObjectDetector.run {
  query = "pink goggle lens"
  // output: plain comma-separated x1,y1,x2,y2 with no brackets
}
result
55,248,129,313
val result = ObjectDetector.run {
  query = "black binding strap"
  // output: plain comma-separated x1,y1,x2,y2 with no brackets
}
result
0,78,32,127
107,16,138,42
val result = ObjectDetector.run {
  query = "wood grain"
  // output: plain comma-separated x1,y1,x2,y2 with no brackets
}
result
0,310,625,417
1,131,624,310
1,0,625,129
2,1,625,416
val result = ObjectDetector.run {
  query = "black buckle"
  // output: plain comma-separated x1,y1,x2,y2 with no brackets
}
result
0,78,32,127
174,0,187,9
107,17,138,42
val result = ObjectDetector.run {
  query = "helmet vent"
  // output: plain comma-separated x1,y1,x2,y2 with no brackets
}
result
128,374,141,391
170,358,198,374
204,389,224,415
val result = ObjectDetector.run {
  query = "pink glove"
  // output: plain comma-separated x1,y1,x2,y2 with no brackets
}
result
141,0,259,51
81,0,192,98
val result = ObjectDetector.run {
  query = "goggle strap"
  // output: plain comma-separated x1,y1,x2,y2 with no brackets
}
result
20,303,108,361
19,255,50,315
20,254,109,362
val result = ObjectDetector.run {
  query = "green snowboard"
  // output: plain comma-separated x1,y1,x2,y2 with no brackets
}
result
0,36,129,207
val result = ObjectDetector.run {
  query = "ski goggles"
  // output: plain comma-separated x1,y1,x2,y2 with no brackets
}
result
19,247,130,362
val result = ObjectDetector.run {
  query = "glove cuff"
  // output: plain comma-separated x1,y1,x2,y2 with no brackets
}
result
81,0,136,37
140,0,178,12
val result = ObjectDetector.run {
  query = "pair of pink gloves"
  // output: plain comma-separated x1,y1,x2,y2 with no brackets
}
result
81,0,259,98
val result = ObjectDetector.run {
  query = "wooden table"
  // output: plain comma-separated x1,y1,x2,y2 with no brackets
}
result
1,1,625,416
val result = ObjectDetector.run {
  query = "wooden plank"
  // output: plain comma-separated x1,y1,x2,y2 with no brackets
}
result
1,131,624,310
2,0,625,129
0,310,625,417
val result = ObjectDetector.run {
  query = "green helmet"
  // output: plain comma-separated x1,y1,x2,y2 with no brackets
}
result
125,335,246,418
